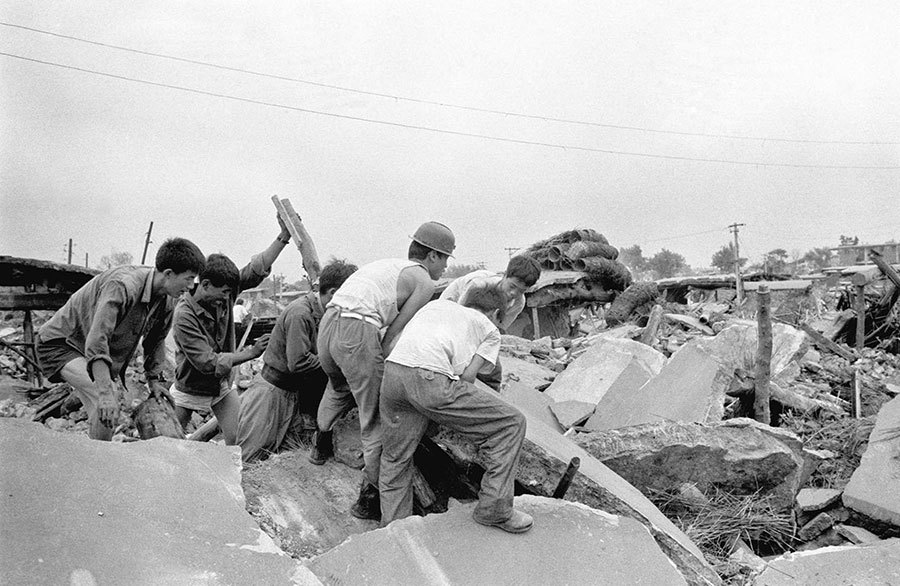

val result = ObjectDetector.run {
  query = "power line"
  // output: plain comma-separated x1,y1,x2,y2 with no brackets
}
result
3,51,900,171
3,20,898,147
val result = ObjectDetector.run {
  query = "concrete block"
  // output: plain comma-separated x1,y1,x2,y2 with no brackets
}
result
545,336,665,405
834,524,882,545
310,496,689,586
549,400,595,429
796,488,843,512
798,512,835,541
500,380,563,433
582,358,653,431
587,341,731,431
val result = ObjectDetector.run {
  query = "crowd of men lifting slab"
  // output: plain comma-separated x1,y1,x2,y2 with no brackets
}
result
35,217,542,534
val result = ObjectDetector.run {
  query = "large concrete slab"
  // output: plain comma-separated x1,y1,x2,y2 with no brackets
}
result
588,342,731,431
0,418,317,586
499,380,563,433
309,495,688,586
545,336,666,405
843,394,900,525
693,320,808,379
583,358,653,431
434,406,721,585
756,539,900,585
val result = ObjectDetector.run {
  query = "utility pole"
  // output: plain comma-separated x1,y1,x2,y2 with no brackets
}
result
504,247,521,259
85,252,89,268
141,221,154,265
67,238,73,265
728,223,745,305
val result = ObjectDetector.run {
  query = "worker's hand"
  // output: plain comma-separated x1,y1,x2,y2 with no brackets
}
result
251,333,271,358
276,214,291,242
96,380,120,427
149,380,174,407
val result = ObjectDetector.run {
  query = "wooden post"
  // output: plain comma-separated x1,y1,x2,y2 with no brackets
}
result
531,306,541,339
854,284,866,351
141,221,154,265
22,310,41,387
67,238,73,265
639,304,664,346
850,367,862,418
754,284,772,424
271,196,321,284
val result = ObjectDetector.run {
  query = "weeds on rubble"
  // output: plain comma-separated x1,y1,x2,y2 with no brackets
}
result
649,486,794,579
780,411,875,489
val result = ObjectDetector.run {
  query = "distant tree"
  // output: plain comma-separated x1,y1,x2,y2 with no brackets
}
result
98,250,133,270
710,243,746,273
618,245,647,272
839,234,859,246
801,247,834,270
444,263,484,279
646,249,687,278
764,248,788,274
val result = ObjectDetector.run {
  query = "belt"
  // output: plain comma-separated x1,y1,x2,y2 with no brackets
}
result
336,308,381,328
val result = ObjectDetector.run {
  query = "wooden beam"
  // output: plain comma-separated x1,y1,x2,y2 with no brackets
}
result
796,321,857,362
754,285,772,425
870,250,900,289
854,284,866,352
271,196,322,284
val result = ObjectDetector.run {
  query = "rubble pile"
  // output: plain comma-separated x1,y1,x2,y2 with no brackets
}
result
525,228,633,291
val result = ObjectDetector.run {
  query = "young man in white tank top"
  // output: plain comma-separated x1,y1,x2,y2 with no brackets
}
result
310,222,455,521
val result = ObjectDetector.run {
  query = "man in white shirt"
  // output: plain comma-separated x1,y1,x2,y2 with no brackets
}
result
379,284,532,534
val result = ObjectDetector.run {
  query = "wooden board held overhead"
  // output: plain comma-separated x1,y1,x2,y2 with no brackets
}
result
271,196,321,284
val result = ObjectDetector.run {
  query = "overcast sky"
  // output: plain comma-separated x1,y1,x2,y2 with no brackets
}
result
1,1,898,282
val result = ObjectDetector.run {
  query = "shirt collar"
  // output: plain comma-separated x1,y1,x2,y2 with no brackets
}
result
141,268,156,304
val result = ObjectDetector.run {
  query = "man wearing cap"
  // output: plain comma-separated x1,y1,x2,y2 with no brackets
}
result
309,221,455,521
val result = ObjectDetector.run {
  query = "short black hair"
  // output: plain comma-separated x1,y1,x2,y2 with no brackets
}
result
461,283,506,325
319,258,358,292
200,253,240,292
408,240,432,261
506,254,541,287
156,238,205,274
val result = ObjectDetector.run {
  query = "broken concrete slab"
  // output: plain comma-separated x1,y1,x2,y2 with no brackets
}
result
500,354,557,391
835,524,882,545
582,358,653,431
545,336,665,405
499,380,563,433
797,488,843,513
587,341,731,431
549,399,595,429
0,418,316,586
693,320,809,380
574,418,805,510
309,496,689,586
434,407,721,586
756,539,900,585
843,394,900,526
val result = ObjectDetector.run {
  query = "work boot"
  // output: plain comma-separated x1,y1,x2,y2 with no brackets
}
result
307,430,333,465
473,509,533,534
350,482,381,521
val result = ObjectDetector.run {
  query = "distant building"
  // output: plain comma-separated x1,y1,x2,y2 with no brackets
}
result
830,242,900,266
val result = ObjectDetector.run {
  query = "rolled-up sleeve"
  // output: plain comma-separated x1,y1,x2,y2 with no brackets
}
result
238,254,272,293
283,311,320,374
173,309,234,378
475,328,501,372
84,282,129,374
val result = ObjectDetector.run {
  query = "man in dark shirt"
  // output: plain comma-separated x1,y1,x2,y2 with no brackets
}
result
36,238,205,440
170,216,293,445
237,259,357,463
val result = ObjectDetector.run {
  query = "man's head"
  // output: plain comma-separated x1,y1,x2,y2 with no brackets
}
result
195,253,240,308
461,283,506,327
409,221,455,280
318,258,358,306
501,254,541,300
156,237,205,298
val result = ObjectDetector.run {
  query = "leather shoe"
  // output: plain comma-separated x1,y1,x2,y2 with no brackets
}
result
474,509,533,534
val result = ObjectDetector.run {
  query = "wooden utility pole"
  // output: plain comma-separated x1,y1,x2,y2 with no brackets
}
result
504,247,521,259
728,223,745,305
67,238,73,265
754,284,772,424
84,252,89,268
141,221,154,265
271,196,321,284
854,284,867,351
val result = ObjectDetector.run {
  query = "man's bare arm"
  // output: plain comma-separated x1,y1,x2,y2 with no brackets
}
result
381,267,434,355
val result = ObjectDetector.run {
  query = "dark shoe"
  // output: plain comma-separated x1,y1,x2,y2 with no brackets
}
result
350,482,381,521
307,430,333,465
474,509,533,534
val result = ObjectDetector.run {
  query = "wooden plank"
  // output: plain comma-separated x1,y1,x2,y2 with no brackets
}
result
797,321,857,362
271,196,321,284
